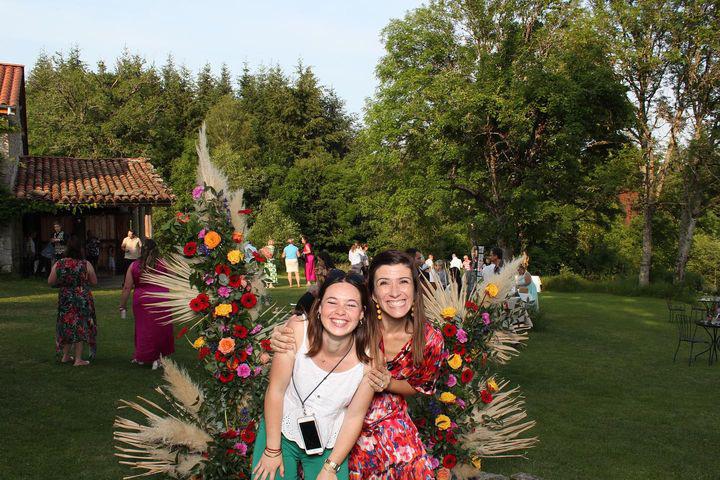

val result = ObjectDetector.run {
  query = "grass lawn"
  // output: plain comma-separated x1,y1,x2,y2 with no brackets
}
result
0,276,717,479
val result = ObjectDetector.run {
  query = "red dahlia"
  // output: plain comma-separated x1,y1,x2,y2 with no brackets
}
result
252,251,266,263
229,274,243,288
454,345,467,356
233,325,248,339
219,372,235,383
241,292,257,308
237,350,248,362
215,264,231,276
241,429,256,443
464,300,479,312
442,454,457,469
189,298,204,312
198,347,211,359
480,389,493,404
260,339,272,352
442,323,458,337
231,302,239,315
183,241,197,256
461,368,474,383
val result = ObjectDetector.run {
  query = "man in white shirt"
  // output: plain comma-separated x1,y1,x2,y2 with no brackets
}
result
424,254,434,270
449,253,463,270
121,229,142,277
482,247,504,279
348,242,363,273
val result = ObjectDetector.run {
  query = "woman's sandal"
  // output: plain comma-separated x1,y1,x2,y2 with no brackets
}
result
73,360,90,367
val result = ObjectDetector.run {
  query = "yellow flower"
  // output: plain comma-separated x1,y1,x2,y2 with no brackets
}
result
447,354,462,370
439,392,456,404
485,283,499,298
218,337,236,355
227,249,242,265
214,303,232,317
436,468,452,480
487,378,499,393
204,231,221,249
472,457,482,470
192,337,205,349
434,414,451,430
440,306,457,318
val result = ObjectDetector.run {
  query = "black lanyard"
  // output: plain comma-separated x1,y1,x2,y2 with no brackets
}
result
292,340,354,415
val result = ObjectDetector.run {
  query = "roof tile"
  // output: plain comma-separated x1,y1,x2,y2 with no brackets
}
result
14,156,175,206
0,63,23,108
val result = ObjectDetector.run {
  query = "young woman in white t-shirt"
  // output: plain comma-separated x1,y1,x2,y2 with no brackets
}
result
252,273,378,480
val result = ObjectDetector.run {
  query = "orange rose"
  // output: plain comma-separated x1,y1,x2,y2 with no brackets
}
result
218,337,236,355
232,231,244,243
204,231,221,249
436,468,452,480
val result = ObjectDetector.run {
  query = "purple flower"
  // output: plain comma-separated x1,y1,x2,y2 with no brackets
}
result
482,312,491,325
198,244,210,255
192,185,204,200
218,286,232,298
250,324,262,335
246,345,254,355
456,328,468,344
237,363,251,378
197,228,207,239
446,374,457,387
429,457,440,469
204,274,215,285
233,442,248,455
456,399,466,409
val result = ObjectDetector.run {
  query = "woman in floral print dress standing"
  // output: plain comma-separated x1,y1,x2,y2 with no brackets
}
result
48,238,98,366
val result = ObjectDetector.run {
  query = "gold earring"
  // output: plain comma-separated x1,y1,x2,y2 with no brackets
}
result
376,303,382,322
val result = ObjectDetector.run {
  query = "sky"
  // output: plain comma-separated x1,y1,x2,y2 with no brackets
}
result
5,0,423,118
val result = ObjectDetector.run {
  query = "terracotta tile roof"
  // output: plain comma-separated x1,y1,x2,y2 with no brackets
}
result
14,156,175,206
0,63,23,109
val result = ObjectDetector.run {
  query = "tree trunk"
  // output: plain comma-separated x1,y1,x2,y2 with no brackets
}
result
638,203,654,287
674,207,697,284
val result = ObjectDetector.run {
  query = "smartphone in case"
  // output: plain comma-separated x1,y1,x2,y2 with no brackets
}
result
297,415,324,455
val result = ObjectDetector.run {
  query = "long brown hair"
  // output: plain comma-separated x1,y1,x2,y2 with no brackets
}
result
140,238,160,272
306,272,378,364
367,250,427,367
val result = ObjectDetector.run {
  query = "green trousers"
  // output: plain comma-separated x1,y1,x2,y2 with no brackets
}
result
251,420,349,480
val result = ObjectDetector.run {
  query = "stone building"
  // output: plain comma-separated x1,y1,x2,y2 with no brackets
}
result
0,62,175,273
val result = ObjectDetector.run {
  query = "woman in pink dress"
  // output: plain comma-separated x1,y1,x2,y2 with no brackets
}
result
119,239,174,369
301,235,316,285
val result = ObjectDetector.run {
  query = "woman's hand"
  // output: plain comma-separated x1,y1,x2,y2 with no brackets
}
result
316,466,338,480
252,451,284,480
366,363,392,393
269,316,303,353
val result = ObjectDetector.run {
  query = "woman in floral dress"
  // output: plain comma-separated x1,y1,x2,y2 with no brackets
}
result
48,239,98,366
271,250,444,479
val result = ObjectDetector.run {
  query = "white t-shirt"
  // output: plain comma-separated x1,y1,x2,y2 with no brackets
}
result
122,237,142,260
450,257,463,270
482,263,502,279
424,258,434,269
348,248,362,266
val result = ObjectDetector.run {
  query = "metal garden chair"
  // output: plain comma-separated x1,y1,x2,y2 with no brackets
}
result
672,312,708,365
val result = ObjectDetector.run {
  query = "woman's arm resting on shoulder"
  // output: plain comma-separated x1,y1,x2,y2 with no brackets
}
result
269,314,304,353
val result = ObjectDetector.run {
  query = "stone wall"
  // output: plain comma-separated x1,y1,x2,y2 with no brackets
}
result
0,130,25,273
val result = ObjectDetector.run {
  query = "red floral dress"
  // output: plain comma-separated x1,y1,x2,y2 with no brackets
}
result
55,258,97,357
349,323,444,480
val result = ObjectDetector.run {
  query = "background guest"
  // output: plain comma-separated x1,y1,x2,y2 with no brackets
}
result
482,247,504,278
51,221,66,261
119,239,174,370
301,235,316,286
121,229,142,278
86,230,101,268
48,238,97,366
261,238,277,288
282,238,301,287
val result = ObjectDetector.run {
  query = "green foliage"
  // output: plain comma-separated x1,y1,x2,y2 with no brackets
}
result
247,200,300,247
0,188,57,225
687,233,720,292
359,0,633,258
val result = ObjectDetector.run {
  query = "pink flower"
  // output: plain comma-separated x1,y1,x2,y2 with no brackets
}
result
457,398,466,409
197,228,207,239
218,286,232,298
456,328,468,343
253,366,262,376
233,442,248,455
250,324,262,335
429,457,440,469
482,312,491,325
236,363,251,378
204,274,214,285
192,186,204,200
446,374,457,387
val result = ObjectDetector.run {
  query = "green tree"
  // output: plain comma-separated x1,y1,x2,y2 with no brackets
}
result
247,200,300,247
361,0,632,260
